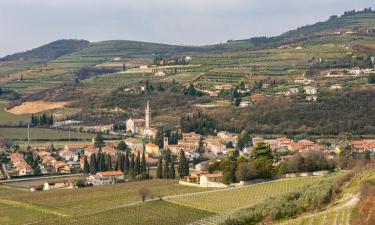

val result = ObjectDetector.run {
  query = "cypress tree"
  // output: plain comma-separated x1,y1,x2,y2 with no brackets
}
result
141,150,146,173
168,157,175,179
129,154,135,176
124,149,130,172
156,157,163,179
83,156,90,175
178,150,186,177
184,160,190,177
163,158,169,179
106,154,112,171
135,152,140,175
89,154,97,174
119,154,124,172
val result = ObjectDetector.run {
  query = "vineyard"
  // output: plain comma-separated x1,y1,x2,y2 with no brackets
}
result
168,176,327,213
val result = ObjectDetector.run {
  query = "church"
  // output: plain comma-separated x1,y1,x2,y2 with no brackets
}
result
126,101,156,137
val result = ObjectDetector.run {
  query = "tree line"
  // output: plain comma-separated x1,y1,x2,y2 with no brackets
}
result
31,113,54,127
156,150,189,179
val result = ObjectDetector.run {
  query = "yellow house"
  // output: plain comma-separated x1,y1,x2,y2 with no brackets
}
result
145,143,160,155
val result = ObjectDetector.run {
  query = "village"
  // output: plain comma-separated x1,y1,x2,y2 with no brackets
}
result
0,99,374,191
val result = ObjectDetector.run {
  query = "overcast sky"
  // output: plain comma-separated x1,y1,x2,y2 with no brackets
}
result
0,0,374,57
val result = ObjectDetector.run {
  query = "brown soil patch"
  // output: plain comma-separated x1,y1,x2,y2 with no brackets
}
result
6,101,69,115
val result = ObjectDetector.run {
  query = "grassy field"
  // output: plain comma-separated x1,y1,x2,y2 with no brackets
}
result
168,176,327,213
0,127,95,140
0,101,30,125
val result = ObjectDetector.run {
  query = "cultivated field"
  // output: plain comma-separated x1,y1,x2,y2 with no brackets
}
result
168,176,328,213
6,101,69,115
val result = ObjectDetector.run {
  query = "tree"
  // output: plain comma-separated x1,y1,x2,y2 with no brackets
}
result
94,133,105,149
106,154,112,171
83,156,90,175
251,142,273,160
157,157,163,179
178,150,187,177
117,141,128,151
129,154,135,177
153,129,164,148
141,150,146,173
169,157,176,179
368,74,375,84
0,86,2,96
135,151,141,175
163,158,169,179
138,187,151,202
364,150,371,161
253,157,273,178
89,154,97,174
124,149,130,172
235,162,256,181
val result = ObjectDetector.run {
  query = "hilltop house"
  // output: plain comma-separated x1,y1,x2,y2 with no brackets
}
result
304,86,317,95
87,171,125,186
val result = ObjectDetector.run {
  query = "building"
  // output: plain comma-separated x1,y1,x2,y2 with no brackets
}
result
330,84,343,90
205,138,226,155
199,173,224,187
10,153,34,176
125,138,144,151
352,139,375,152
126,118,145,134
251,93,266,102
155,71,166,76
59,149,79,162
350,67,361,75
306,95,317,101
87,171,125,186
294,79,314,85
304,86,317,95
145,143,160,155
195,161,209,171
126,101,154,138
54,161,71,174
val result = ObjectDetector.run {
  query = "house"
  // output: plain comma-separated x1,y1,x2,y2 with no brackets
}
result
251,93,266,102
239,101,250,108
10,153,34,176
102,145,118,156
205,138,226,155
352,139,375,152
304,86,317,95
350,67,361,75
43,180,74,190
155,71,166,76
214,84,232,90
200,173,225,187
145,143,160,155
217,131,238,147
125,138,144,151
294,79,313,85
59,149,79,162
285,88,299,96
54,161,71,174
330,84,343,90
306,95,317,101
87,171,125,186
140,65,148,69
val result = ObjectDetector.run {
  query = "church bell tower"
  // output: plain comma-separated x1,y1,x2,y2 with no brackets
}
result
145,101,150,129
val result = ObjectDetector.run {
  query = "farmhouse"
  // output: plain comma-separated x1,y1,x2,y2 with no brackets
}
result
330,84,343,90
87,171,125,186
200,173,225,187
125,138,144,151
352,139,375,152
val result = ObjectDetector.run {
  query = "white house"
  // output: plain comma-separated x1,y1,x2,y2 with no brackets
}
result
155,71,166,77
350,67,361,75
304,86,317,95
87,171,125,186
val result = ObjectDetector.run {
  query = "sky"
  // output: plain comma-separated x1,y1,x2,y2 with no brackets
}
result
0,0,374,57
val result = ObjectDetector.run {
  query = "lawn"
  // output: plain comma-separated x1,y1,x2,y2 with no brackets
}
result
168,176,328,213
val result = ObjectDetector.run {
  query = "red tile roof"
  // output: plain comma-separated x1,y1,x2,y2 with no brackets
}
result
97,171,124,177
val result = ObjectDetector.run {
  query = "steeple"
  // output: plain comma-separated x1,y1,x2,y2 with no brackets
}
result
145,101,150,129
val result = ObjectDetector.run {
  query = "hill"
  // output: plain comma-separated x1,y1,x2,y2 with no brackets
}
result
0,39,90,62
